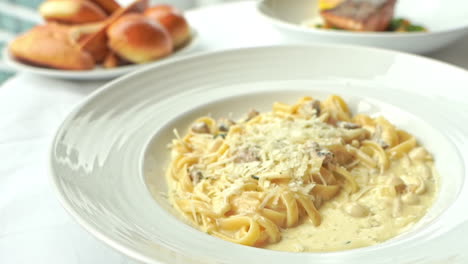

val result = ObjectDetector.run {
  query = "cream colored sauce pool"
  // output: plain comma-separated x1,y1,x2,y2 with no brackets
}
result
266,157,438,252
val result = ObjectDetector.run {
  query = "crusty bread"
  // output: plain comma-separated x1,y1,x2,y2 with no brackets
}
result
320,0,397,31
8,0,177,71
9,24,95,70
39,0,108,24
69,21,105,42
107,13,173,63
89,0,120,15
111,0,148,17
103,51,120,68
78,0,150,63
144,5,191,49
78,26,109,63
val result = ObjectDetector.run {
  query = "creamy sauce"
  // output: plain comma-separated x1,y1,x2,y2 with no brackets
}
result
266,157,438,252
165,96,440,252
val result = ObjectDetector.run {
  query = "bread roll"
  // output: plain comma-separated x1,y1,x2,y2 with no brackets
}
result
144,5,190,49
78,27,109,63
111,0,148,18
89,0,120,15
9,24,95,70
107,13,172,63
103,51,120,68
78,0,149,63
69,21,105,42
39,0,108,24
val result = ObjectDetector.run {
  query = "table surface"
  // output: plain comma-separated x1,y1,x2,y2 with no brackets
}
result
1,1,468,263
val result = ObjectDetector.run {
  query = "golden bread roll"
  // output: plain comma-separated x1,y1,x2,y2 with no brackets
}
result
144,5,190,49
69,21,105,42
111,0,148,17
78,0,150,63
103,51,120,68
89,0,120,15
78,27,109,63
107,13,173,63
9,24,95,70
39,0,108,24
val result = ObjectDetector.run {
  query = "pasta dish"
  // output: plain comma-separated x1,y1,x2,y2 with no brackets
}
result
165,95,437,251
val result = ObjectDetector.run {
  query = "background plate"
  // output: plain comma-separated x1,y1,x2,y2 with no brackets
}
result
2,29,198,80
257,0,468,54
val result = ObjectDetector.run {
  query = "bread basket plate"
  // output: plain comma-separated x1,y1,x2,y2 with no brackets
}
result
256,0,468,54
50,45,468,264
2,28,198,81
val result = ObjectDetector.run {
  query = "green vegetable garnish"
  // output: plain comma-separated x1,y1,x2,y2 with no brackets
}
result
406,25,426,32
389,18,404,31
388,18,426,32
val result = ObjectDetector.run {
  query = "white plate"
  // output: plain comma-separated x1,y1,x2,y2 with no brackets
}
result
3,29,198,80
50,45,468,264
257,0,468,54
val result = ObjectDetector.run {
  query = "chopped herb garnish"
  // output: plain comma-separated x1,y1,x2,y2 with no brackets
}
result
316,17,426,32
407,25,425,32
389,18,405,31
251,175,259,180
388,18,426,32
315,24,342,30
345,241,351,244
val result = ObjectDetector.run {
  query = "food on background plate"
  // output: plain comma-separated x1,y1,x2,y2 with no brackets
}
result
77,0,149,64
39,0,109,24
103,51,120,68
320,0,396,31
9,23,95,70
312,0,427,32
77,23,110,63
144,5,191,49
90,0,121,14
387,18,427,32
107,14,173,63
165,95,438,251
8,0,192,71
69,21,105,42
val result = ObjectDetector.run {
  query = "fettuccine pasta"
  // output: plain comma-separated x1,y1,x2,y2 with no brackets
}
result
165,95,437,251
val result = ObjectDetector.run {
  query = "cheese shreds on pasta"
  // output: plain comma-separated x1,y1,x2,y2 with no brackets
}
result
165,95,438,251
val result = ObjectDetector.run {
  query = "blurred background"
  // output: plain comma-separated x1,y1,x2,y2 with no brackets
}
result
0,0,241,84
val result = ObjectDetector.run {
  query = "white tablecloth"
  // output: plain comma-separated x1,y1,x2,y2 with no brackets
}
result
1,1,468,263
